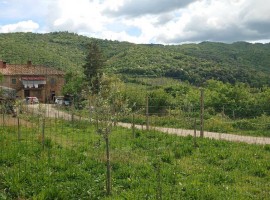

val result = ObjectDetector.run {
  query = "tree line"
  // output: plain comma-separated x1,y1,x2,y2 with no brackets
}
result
1,32,270,87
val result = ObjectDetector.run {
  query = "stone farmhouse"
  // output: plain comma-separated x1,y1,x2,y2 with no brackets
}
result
0,60,65,103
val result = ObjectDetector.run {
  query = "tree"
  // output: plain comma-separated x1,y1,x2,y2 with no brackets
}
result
148,89,172,115
62,71,84,96
90,75,130,196
83,41,104,94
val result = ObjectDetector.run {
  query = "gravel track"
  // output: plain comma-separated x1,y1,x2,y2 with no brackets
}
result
28,104,270,145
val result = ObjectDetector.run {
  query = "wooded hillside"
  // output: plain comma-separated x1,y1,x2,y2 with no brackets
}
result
0,32,270,87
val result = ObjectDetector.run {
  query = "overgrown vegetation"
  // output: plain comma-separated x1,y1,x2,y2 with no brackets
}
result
1,31,270,199
86,77,269,137
1,32,270,134
0,115,269,199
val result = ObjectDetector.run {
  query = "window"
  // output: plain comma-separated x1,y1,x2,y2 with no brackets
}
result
11,78,16,84
50,78,56,85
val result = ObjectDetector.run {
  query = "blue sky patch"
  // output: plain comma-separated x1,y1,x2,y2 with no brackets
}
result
126,26,141,37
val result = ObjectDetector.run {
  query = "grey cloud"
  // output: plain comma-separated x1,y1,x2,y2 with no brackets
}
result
159,26,270,44
155,13,175,26
104,0,198,17
158,20,270,44
157,0,270,44
245,21,270,34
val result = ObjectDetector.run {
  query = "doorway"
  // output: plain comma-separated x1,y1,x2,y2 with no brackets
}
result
24,90,30,98
51,91,55,103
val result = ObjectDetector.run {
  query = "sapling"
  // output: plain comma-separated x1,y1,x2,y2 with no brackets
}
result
91,75,130,195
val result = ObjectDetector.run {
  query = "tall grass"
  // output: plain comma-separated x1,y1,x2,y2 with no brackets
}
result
0,116,269,199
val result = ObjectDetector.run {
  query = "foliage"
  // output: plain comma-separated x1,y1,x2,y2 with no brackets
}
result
112,77,270,136
62,71,85,98
89,75,131,195
1,32,270,133
0,117,269,199
91,74,130,122
148,89,172,115
83,41,104,93
1,32,270,87
205,115,234,133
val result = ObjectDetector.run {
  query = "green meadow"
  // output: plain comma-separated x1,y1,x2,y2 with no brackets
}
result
0,117,269,199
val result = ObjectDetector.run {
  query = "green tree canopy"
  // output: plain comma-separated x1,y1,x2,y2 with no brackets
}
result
83,41,104,93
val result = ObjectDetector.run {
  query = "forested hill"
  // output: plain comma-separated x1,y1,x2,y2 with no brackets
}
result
1,32,270,87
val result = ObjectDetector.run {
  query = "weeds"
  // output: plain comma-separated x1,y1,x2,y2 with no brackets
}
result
0,117,269,199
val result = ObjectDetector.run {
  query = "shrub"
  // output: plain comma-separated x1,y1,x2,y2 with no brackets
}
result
232,120,256,130
205,116,234,133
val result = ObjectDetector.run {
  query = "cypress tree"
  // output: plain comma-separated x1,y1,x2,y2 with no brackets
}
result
83,41,104,94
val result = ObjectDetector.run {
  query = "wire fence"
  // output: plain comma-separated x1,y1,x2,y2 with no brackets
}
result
0,103,270,199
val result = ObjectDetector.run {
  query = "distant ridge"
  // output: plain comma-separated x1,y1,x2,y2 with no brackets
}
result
0,32,269,87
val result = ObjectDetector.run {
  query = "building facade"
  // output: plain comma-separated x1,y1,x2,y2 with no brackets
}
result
0,60,65,103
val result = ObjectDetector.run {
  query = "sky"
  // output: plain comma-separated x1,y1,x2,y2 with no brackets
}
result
0,0,269,44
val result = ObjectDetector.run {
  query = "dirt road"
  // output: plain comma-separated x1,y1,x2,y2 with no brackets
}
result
118,122,270,145
28,104,270,145
0,114,32,127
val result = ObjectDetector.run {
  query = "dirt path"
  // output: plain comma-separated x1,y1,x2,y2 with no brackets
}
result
27,104,83,121
0,114,32,127
118,122,270,145
28,104,270,145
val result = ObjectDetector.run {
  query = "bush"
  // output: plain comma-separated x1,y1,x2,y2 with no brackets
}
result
232,120,256,130
205,115,234,133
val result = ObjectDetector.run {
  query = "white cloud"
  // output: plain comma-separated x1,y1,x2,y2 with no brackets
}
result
0,20,39,33
0,0,270,44
45,0,108,33
154,0,270,43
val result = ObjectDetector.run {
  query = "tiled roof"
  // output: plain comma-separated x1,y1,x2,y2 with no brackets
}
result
0,64,65,76
22,76,46,80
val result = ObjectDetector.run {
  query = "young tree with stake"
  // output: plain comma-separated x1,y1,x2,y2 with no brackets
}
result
91,75,130,196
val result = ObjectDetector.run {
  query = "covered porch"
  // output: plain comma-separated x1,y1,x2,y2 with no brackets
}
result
21,76,46,102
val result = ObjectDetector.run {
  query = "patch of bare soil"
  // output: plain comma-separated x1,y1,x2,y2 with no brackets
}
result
0,114,32,127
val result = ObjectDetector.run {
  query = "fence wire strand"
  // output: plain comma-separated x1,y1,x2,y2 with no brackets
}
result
0,102,269,199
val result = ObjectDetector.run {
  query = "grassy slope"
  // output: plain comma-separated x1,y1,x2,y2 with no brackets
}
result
0,117,269,199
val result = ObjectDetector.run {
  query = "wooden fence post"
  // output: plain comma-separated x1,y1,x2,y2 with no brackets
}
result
132,113,135,138
17,117,21,141
194,118,197,147
146,95,149,131
156,161,162,200
105,134,112,195
42,118,45,149
55,113,57,132
2,112,5,127
200,88,204,138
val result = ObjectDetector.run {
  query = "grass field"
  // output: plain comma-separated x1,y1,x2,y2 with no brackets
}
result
0,116,270,199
